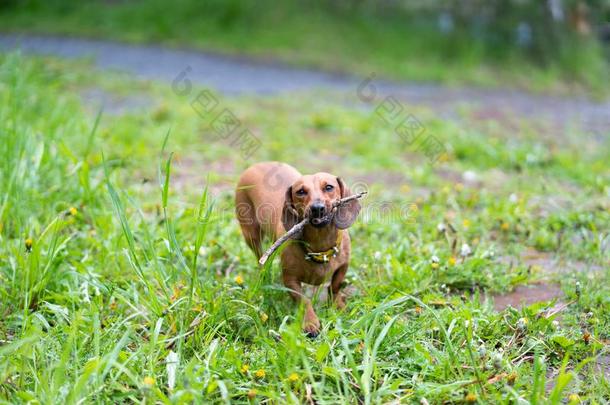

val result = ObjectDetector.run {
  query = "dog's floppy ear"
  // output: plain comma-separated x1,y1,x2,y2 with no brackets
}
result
282,185,299,231
334,177,361,229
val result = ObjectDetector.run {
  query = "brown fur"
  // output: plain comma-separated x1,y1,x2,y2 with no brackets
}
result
235,162,360,336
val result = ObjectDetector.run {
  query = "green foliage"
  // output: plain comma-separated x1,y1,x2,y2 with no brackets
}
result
0,53,609,402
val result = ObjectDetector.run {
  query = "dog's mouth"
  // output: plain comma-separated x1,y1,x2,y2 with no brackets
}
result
310,215,331,228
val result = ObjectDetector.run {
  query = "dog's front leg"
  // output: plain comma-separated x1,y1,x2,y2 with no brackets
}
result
283,275,320,337
329,263,348,310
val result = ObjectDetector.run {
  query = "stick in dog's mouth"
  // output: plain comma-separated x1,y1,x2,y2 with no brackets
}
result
310,216,328,225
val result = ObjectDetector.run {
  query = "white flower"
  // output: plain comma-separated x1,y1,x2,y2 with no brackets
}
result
431,255,440,264
525,154,537,164
492,352,503,369
374,251,382,260
80,281,90,303
437,222,446,232
462,170,478,183
460,243,472,257
509,193,518,203
166,351,179,390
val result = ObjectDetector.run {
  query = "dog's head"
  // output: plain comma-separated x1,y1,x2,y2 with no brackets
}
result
282,172,361,231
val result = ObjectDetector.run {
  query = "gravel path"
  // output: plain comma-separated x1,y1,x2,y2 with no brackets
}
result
1,33,608,135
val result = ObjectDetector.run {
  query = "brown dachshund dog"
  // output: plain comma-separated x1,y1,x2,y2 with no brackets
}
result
235,162,361,336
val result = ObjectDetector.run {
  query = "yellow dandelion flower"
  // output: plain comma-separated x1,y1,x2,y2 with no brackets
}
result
260,312,268,323
247,389,257,399
234,275,244,285
465,392,477,403
448,257,457,266
437,152,450,162
288,372,299,383
171,286,181,302
442,186,451,194
25,238,33,252
568,393,580,403
415,306,423,315
240,364,250,374
400,184,411,193
143,376,155,387
431,262,439,269
254,369,266,379
462,219,471,229
501,222,509,231
455,183,464,192
69,207,78,216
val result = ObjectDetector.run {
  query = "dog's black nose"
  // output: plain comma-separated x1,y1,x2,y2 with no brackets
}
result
310,202,325,217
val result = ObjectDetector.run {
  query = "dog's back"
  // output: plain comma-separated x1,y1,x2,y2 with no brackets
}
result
235,162,300,258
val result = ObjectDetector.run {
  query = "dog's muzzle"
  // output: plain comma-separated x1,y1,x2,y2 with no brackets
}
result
309,202,330,227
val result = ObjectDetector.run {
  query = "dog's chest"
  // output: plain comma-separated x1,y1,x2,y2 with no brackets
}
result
281,245,347,286
300,260,339,285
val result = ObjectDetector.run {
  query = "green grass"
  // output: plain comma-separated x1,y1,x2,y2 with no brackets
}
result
0,0,609,95
0,53,609,403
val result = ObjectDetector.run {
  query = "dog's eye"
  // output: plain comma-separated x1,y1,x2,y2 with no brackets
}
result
295,188,307,196
324,184,334,192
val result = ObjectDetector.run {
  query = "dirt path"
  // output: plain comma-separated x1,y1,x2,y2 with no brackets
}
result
1,33,609,136
489,248,606,311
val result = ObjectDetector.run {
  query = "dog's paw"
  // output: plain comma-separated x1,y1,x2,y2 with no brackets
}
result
303,318,320,338
304,329,319,338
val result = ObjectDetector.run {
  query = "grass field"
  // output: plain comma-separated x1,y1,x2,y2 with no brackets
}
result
1,0,608,95
0,53,609,403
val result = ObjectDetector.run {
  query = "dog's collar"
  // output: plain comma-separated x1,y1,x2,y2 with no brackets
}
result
302,231,343,264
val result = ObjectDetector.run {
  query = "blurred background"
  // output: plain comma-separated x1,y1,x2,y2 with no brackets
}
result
1,0,609,94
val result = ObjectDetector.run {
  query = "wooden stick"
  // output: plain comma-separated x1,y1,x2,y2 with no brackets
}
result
258,191,367,266
258,217,308,266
